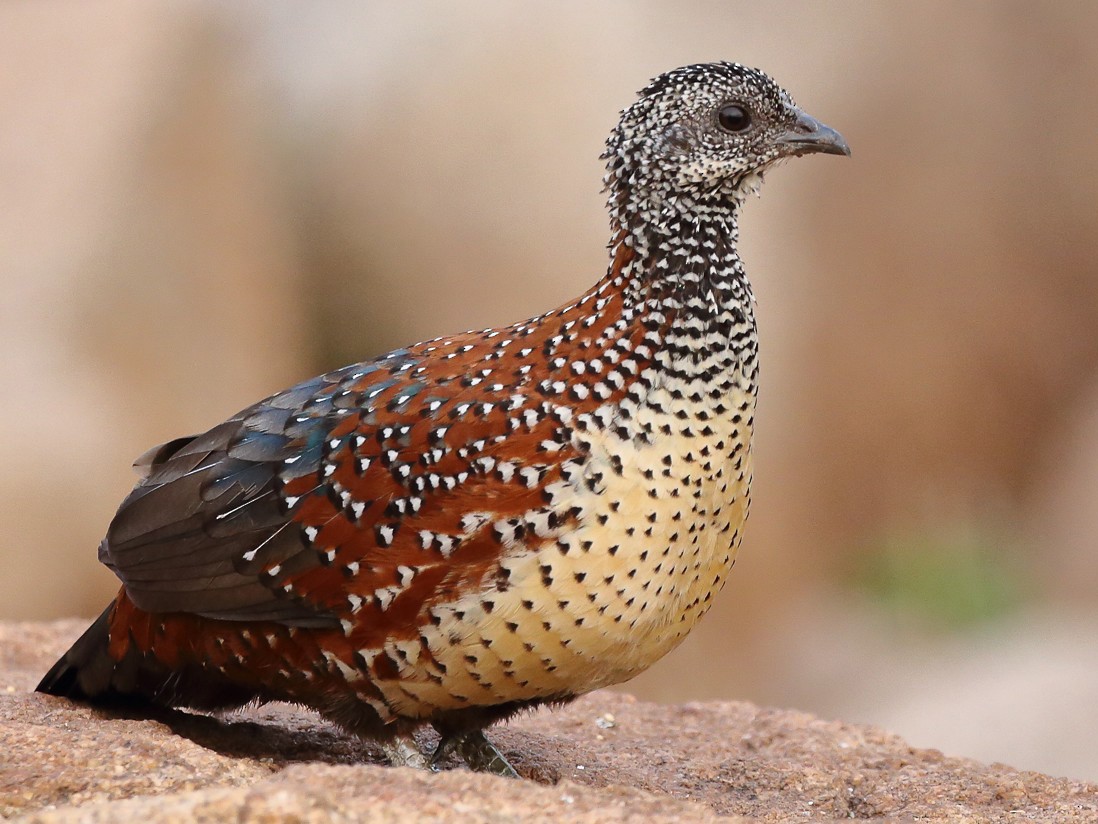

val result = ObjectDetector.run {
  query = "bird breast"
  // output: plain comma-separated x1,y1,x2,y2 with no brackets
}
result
380,373,755,717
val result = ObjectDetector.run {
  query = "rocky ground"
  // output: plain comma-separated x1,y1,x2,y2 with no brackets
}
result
3,621,1097,823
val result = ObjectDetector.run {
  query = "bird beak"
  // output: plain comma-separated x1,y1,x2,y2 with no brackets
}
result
776,109,851,157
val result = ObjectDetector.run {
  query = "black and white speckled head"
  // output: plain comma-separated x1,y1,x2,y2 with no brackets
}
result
604,62,848,223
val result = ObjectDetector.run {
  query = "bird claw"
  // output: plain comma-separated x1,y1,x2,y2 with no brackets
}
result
380,734,432,770
380,728,518,778
432,729,519,779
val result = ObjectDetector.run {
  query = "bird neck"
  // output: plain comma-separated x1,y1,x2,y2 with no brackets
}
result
515,200,756,401
531,201,758,401
612,201,756,350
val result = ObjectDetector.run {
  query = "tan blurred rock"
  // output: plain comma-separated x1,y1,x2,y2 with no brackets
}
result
4,620,1098,822
0,2,308,619
772,599,1098,782
1028,379,1098,603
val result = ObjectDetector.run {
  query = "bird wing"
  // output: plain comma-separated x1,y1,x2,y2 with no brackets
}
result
100,342,578,632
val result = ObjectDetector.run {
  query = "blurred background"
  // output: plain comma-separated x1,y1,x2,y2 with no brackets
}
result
4,0,1098,782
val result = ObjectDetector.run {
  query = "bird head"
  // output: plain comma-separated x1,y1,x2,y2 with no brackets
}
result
604,62,849,219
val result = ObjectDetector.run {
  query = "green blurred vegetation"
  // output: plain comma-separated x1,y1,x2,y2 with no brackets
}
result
848,522,1031,632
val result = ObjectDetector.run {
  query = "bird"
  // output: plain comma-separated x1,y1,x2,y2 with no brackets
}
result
37,62,848,778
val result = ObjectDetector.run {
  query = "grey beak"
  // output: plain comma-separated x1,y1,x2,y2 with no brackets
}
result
777,109,851,157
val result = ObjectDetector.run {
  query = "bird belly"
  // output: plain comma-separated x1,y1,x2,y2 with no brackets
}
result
529,391,755,688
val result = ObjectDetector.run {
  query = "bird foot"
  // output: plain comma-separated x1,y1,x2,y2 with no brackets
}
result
432,729,519,778
380,734,432,770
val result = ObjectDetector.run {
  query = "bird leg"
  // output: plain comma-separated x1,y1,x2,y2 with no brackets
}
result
431,728,519,778
380,733,431,770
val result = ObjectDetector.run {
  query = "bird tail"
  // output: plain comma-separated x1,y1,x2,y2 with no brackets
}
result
36,599,260,710
36,605,130,702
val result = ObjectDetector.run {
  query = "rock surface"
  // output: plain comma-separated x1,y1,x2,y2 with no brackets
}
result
3,621,1096,822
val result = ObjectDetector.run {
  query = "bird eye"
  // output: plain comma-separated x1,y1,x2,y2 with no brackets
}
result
717,104,752,133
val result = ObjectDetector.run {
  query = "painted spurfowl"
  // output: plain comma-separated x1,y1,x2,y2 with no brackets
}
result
38,62,848,776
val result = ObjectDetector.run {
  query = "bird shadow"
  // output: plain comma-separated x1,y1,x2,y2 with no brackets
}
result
91,700,563,782
101,701,391,768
